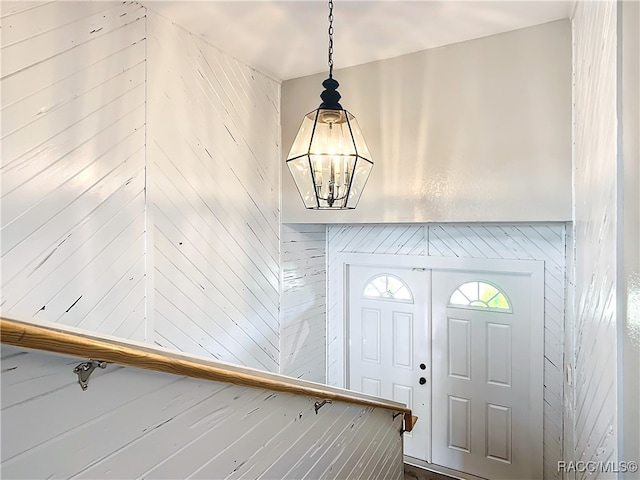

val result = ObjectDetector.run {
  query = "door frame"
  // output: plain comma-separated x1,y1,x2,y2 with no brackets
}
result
332,252,545,468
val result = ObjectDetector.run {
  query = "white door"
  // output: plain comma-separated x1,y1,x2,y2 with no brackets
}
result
348,265,430,459
431,269,543,480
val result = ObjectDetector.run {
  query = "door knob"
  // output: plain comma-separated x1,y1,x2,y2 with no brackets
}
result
419,377,426,385
420,363,427,370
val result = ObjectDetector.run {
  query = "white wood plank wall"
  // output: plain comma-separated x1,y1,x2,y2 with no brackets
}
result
0,344,404,480
280,224,326,382
325,223,567,479
572,1,619,478
564,225,576,475
1,1,147,341
145,11,281,371
1,5,408,479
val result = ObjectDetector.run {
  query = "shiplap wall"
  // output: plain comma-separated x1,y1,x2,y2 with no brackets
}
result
146,11,281,371
1,1,147,340
280,224,327,382
1,3,283,371
1,5,410,478
564,226,576,475
325,223,566,479
1,344,404,480
572,1,619,477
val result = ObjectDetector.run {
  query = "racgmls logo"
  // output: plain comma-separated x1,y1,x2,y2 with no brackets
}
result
557,461,638,474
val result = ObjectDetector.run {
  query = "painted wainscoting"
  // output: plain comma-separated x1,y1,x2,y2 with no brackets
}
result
280,224,327,382
572,1,619,478
146,11,281,371
324,223,567,479
1,1,147,340
0,344,404,480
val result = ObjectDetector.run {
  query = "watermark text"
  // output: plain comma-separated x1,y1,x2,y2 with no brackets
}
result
557,461,638,474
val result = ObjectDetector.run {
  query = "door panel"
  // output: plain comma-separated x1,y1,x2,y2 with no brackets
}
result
431,270,543,480
448,395,471,452
392,312,413,368
361,308,381,363
486,403,512,463
361,377,381,396
448,318,471,379
348,265,430,460
486,322,511,386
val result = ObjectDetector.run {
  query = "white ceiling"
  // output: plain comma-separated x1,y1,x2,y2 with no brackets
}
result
143,0,574,81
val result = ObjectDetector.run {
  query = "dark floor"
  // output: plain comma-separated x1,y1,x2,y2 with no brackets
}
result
404,464,457,480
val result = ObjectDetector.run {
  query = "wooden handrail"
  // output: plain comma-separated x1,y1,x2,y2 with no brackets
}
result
0,317,416,432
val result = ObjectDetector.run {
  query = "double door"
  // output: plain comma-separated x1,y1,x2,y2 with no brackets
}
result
348,263,543,480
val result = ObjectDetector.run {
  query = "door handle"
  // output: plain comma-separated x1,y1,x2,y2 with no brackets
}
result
419,377,427,385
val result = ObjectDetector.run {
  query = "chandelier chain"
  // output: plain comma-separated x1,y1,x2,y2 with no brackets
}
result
328,0,334,78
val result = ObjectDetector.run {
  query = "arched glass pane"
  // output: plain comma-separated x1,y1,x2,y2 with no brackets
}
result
450,290,470,306
364,284,380,297
394,286,411,300
479,284,500,302
363,274,413,303
460,282,478,301
470,300,488,307
448,281,511,312
372,276,387,293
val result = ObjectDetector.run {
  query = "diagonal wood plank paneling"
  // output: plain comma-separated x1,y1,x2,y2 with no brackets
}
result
1,5,405,479
326,223,566,479
572,2,619,478
0,344,403,480
280,223,326,382
1,1,147,342
146,11,281,371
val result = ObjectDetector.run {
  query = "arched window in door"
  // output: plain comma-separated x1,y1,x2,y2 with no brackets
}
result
363,274,413,302
448,281,512,312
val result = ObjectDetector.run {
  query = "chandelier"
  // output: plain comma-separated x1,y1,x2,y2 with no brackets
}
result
286,0,373,209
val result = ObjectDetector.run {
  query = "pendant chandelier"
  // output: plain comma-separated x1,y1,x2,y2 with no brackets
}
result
286,0,373,209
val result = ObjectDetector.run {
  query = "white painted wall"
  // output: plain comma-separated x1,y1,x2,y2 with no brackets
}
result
1,1,147,340
571,3,619,478
325,223,567,479
281,20,572,224
0,344,404,480
146,11,281,371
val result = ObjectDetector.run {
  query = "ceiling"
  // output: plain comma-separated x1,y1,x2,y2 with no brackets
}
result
142,0,575,81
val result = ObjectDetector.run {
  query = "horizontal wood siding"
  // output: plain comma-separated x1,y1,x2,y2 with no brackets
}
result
146,11,281,370
0,344,403,480
572,1,619,477
280,224,327,382
0,1,147,341
326,223,566,479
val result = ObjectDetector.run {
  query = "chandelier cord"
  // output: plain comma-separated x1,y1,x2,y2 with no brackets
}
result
328,0,334,78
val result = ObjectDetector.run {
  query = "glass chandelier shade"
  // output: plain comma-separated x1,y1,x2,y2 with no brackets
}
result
286,1,373,210
287,100,373,209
